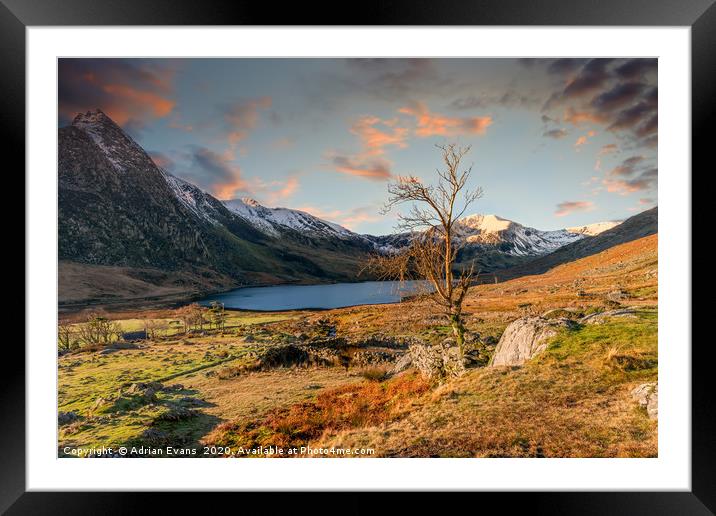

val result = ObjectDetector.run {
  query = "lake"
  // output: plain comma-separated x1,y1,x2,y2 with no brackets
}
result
200,280,430,311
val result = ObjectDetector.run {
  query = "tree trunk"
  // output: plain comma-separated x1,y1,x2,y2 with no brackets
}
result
450,312,466,358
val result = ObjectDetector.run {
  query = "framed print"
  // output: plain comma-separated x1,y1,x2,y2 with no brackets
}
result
4,0,712,512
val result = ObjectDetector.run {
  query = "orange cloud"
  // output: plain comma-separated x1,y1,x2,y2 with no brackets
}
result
331,154,392,180
101,84,175,122
350,116,409,155
298,205,382,231
264,176,300,206
555,200,595,217
399,101,492,137
563,107,606,126
574,130,597,149
225,96,272,146
213,176,249,200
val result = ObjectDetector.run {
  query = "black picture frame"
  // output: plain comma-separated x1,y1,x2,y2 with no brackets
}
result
4,0,710,513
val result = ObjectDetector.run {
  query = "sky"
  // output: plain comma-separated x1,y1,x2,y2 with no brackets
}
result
58,58,657,234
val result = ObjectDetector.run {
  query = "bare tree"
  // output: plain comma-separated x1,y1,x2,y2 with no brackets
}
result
370,144,482,357
76,311,123,347
58,322,78,352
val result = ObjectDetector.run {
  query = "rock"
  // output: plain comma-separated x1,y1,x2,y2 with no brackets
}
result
409,341,465,382
98,348,116,355
491,317,574,367
389,353,413,375
58,411,80,426
580,309,638,325
631,382,658,420
243,335,256,343
607,289,629,302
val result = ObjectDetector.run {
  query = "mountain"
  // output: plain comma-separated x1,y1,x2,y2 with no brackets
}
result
58,110,373,306
567,220,621,236
497,207,657,279
223,198,359,241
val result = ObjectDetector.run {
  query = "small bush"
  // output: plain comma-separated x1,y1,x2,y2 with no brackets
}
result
359,367,389,382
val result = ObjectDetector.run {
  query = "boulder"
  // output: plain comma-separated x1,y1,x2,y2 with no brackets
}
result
58,411,80,426
389,352,413,375
631,382,658,420
409,340,465,382
491,317,573,367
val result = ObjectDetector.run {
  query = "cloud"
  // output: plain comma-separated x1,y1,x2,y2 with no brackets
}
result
555,200,595,217
602,155,657,194
599,143,619,155
590,82,646,112
298,205,382,231
189,146,248,200
562,59,614,99
344,59,439,101
350,116,409,156
58,59,177,130
224,96,272,146
543,128,568,139
399,101,492,137
614,59,657,80
327,115,410,181
330,154,393,181
563,107,607,126
254,176,300,206
574,130,597,149
148,150,175,171
449,90,540,110
606,102,655,132
547,58,588,76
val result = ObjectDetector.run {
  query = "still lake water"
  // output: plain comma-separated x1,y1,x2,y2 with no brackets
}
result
200,280,429,311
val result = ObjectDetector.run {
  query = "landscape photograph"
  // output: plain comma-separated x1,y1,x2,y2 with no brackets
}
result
57,57,658,459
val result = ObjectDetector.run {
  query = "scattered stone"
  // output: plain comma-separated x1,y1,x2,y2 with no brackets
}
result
607,289,629,302
631,382,658,420
243,335,256,343
491,316,575,367
58,411,80,426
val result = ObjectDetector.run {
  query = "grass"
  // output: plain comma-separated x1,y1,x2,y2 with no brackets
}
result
317,311,658,458
204,373,429,453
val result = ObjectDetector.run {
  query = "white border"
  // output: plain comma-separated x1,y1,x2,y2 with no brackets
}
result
27,27,691,491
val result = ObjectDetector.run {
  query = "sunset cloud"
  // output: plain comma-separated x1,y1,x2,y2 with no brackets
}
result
330,154,393,181
58,59,177,131
189,146,248,200
555,200,595,217
574,130,597,149
224,96,272,146
261,176,300,206
399,101,492,137
602,155,657,195
563,107,607,126
350,116,409,156
298,205,382,231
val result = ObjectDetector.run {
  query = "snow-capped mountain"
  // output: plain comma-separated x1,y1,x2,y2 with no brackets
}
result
567,221,621,236
223,198,357,240
454,214,584,256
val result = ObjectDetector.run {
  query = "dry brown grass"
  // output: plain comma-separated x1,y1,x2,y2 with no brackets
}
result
203,373,429,452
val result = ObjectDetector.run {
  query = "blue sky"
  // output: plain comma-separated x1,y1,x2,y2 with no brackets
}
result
58,58,657,234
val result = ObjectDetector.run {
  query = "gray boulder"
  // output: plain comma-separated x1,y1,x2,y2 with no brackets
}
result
631,382,658,420
389,352,413,375
409,340,465,382
491,316,573,367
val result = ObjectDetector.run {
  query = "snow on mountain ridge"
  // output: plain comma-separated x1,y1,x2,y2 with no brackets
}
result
223,198,356,239
567,221,621,236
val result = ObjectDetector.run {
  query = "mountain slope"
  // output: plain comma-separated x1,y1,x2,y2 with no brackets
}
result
497,207,657,279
